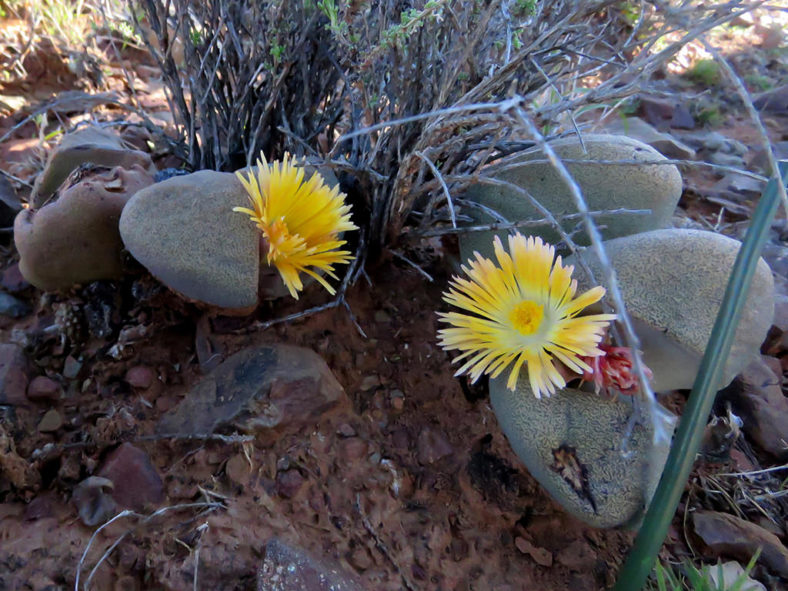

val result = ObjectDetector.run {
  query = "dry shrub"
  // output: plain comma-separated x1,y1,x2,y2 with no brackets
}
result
133,0,771,248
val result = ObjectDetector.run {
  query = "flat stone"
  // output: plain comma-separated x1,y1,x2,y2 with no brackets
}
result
491,381,673,528
571,229,774,392
97,443,165,511
753,84,788,114
0,292,31,318
15,165,155,291
459,134,682,260
119,170,259,310
416,428,453,465
257,538,364,591
693,510,788,578
63,356,82,379
156,345,345,437
0,343,29,406
31,126,156,206
720,357,788,460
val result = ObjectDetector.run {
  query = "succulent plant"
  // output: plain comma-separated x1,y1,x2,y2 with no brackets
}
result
449,139,775,527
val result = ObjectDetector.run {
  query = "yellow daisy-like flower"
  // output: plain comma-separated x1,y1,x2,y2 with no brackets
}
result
437,233,617,398
234,152,358,299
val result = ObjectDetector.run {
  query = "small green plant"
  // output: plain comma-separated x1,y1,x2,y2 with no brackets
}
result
696,104,723,127
743,74,773,92
650,551,761,591
515,0,537,16
686,59,721,87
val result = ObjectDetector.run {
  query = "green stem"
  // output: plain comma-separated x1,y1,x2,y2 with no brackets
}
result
613,160,788,591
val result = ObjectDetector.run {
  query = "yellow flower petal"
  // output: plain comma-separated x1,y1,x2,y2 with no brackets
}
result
437,232,616,398
234,152,358,299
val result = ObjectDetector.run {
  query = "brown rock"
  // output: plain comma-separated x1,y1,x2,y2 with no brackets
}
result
97,443,165,511
15,165,155,290
515,537,553,567
720,357,788,459
156,345,345,437
693,510,788,577
0,344,29,406
37,409,63,432
26,376,62,402
257,539,365,591
125,366,155,390
276,469,304,499
225,454,251,488
417,428,453,465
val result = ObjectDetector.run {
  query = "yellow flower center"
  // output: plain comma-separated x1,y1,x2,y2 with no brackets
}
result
509,300,544,336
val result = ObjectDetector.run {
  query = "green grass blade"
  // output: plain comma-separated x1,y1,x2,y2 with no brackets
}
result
613,161,788,591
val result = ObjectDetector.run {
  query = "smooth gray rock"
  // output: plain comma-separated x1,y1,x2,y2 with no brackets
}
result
32,126,156,206
120,170,259,310
572,229,775,392
459,134,683,261
15,165,154,290
491,379,674,528
603,117,696,159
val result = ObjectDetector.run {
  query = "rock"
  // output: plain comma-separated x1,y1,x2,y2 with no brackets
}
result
0,175,21,227
712,173,764,201
71,476,117,526
603,117,696,160
0,343,29,406
257,538,365,591
709,151,745,169
719,357,788,459
753,84,788,114
276,469,304,498
37,409,63,432
459,134,682,260
0,292,31,317
491,381,673,528
62,355,82,379
693,510,788,578
119,170,259,310
97,442,165,511
225,454,251,487
0,263,30,293
125,366,155,390
416,428,453,465
15,165,155,291
708,562,766,591
514,537,553,567
31,126,156,206
572,229,774,392
638,95,695,130
26,376,62,402
156,345,345,437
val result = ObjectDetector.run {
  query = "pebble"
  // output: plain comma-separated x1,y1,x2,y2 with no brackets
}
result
97,442,165,511
0,292,31,318
0,263,30,293
125,365,155,389
63,356,82,379
26,376,62,402
276,469,305,499
0,343,29,406
515,537,553,567
38,409,63,432
225,453,251,488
